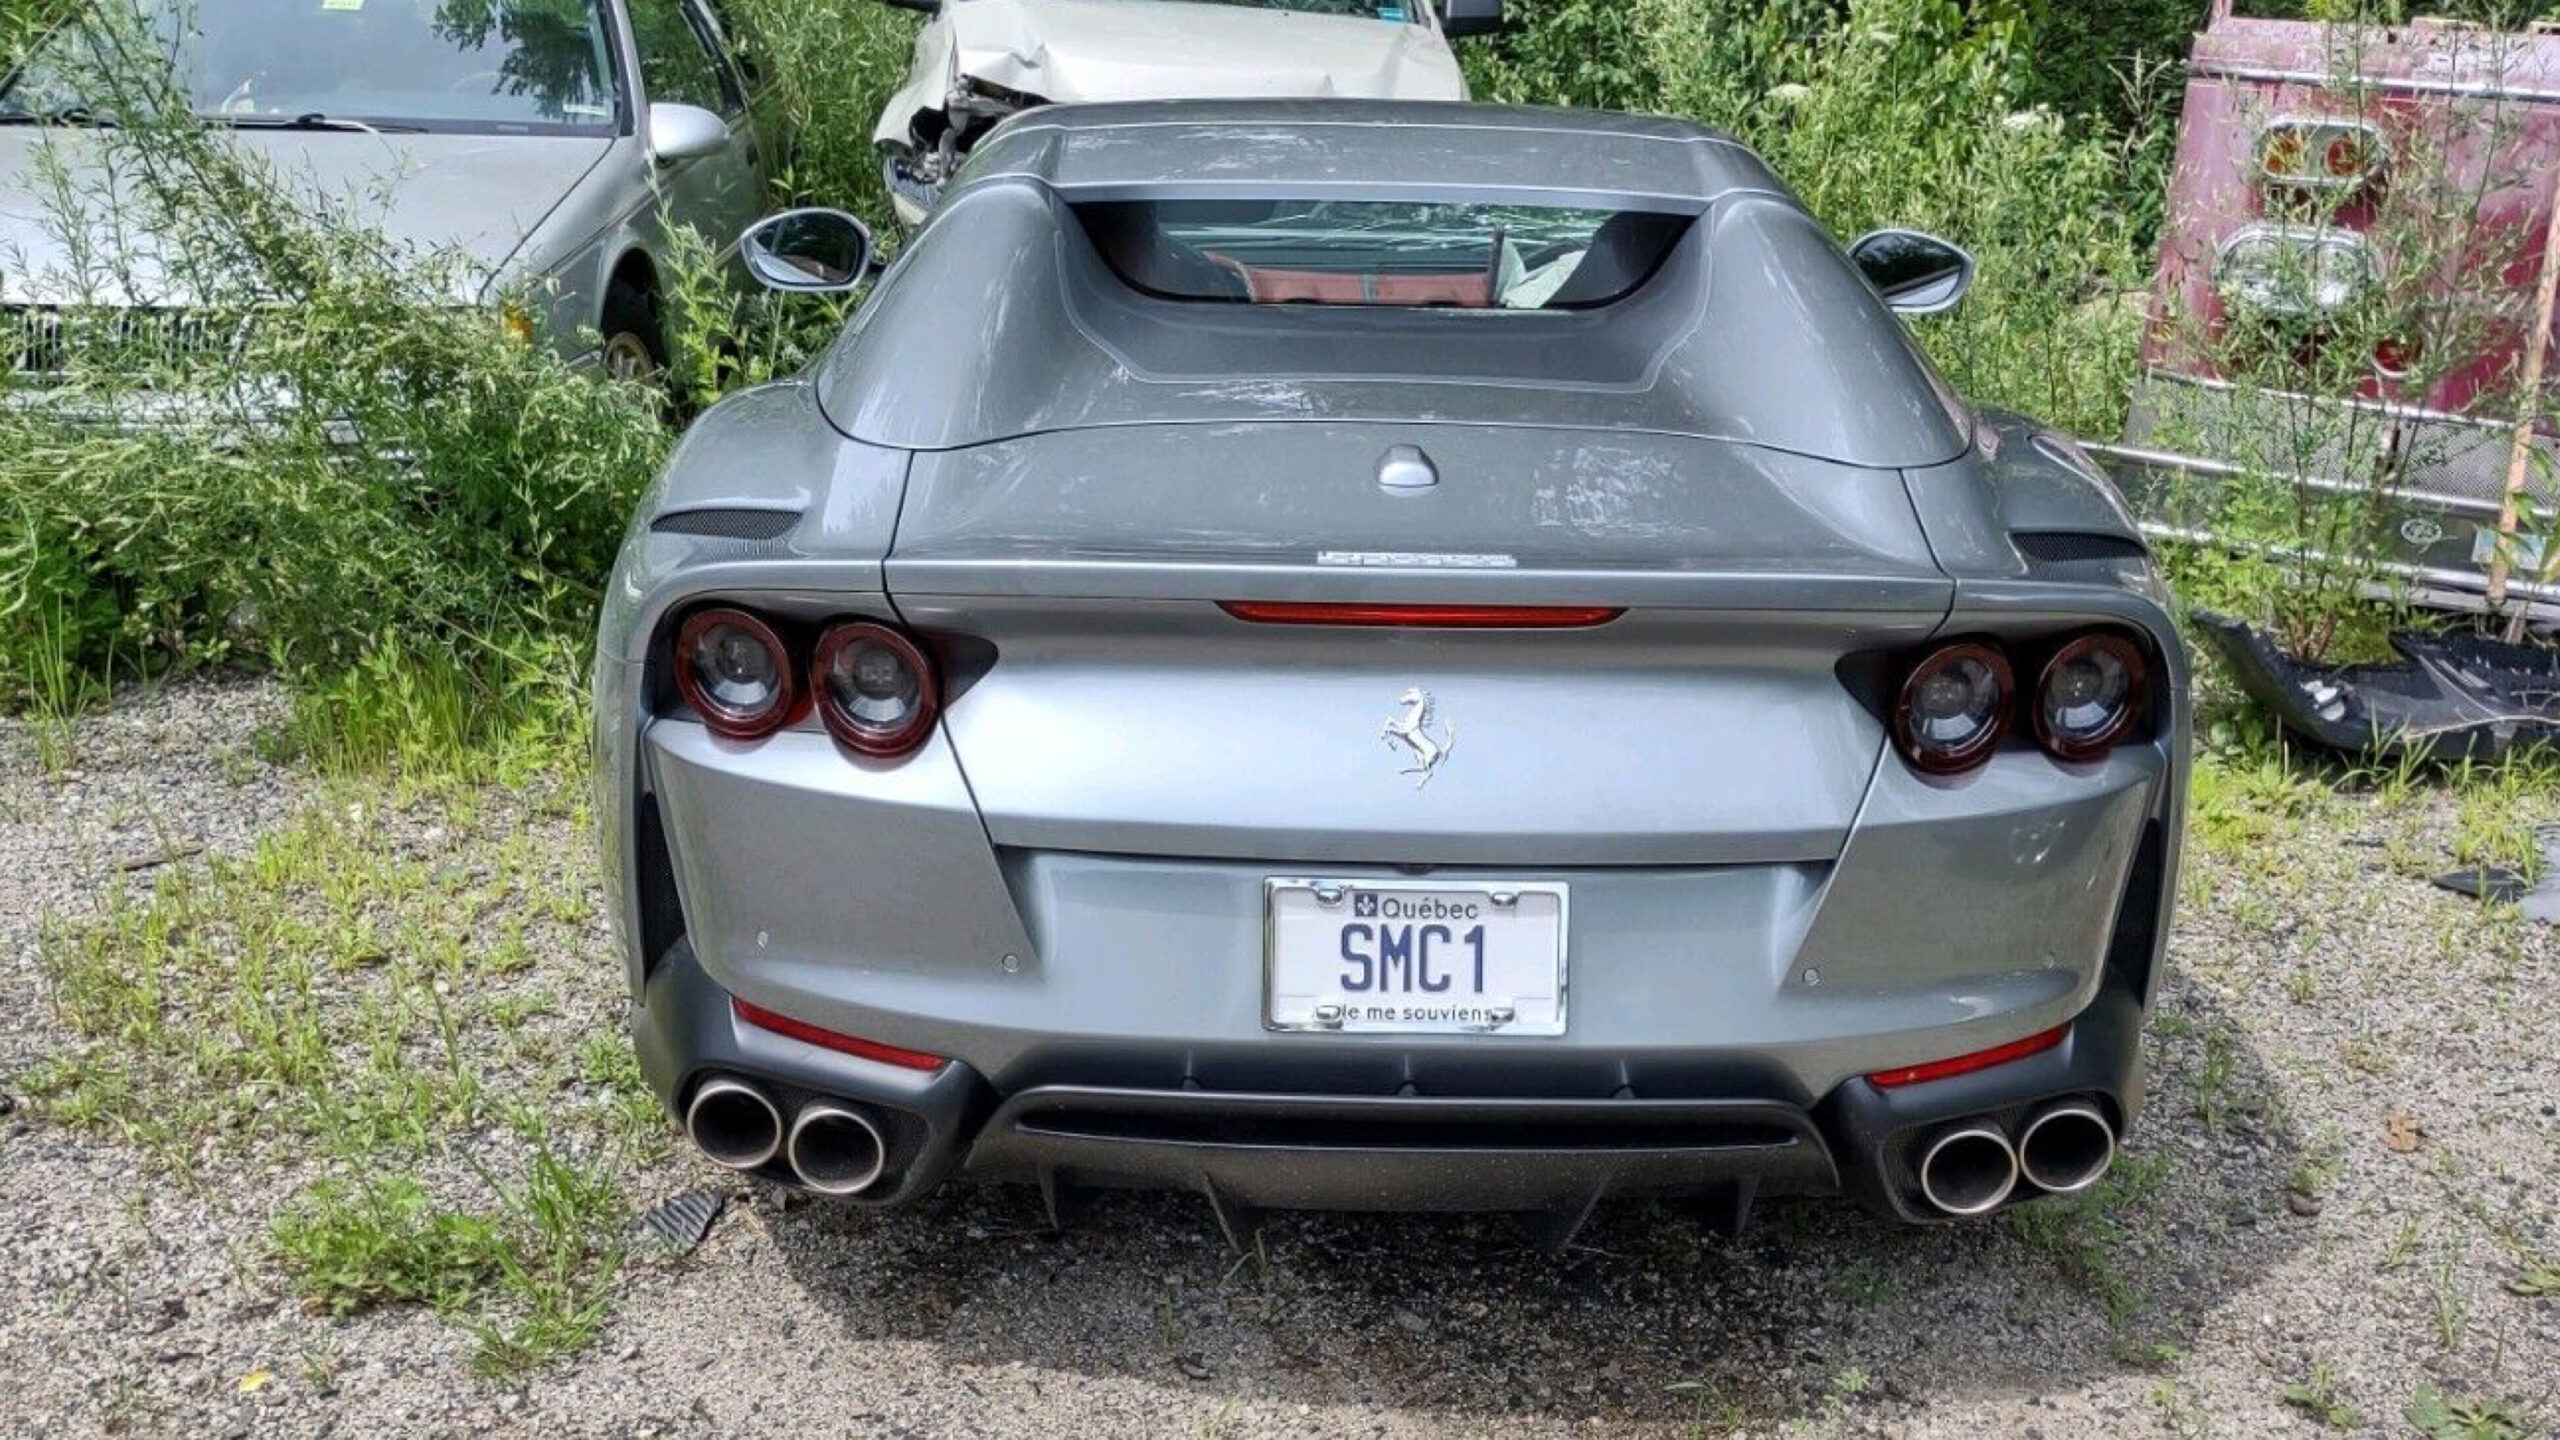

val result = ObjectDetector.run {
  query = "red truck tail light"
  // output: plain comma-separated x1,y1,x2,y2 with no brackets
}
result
2257,118,2386,195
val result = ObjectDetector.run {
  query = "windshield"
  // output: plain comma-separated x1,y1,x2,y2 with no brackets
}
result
0,0,622,133
1079,199,1692,311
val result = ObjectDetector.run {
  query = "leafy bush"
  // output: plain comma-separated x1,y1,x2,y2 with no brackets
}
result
0,20,665,711
1640,0,2157,437
723,0,920,230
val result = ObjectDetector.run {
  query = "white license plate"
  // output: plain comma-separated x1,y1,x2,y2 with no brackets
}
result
1264,879,1568,1036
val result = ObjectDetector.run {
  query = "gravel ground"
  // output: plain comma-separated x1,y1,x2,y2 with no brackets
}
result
3,682,2556,1439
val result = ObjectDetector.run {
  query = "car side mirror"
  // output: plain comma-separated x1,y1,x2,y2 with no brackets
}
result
1441,0,1504,37
648,102,730,166
741,208,876,294
1849,228,1975,314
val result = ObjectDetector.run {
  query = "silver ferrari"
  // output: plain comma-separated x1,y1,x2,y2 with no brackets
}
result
593,101,2190,1240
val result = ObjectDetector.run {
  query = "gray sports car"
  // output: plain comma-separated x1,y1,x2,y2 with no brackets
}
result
593,101,2190,1239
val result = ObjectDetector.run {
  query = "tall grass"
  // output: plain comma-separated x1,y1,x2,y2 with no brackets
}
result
0,6,666,720
724,0,919,232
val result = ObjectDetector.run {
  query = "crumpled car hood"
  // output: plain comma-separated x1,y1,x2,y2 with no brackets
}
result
946,0,1465,103
0,127,609,306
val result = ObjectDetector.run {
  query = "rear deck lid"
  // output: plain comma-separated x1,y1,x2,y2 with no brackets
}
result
882,423,1952,865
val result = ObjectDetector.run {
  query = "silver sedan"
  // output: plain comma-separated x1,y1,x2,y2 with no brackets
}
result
2,0,768,393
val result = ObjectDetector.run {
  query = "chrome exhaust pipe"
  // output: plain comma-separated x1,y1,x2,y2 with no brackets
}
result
1917,1124,2020,1217
2018,1101,2116,1195
786,1103,889,1196
685,1075,782,1171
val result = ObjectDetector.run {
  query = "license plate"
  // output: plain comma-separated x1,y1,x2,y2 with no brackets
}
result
1263,879,1568,1036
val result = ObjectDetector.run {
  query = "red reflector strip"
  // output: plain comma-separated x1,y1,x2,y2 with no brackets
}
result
1219,601,1624,629
733,999,947,1072
1866,1024,2067,1089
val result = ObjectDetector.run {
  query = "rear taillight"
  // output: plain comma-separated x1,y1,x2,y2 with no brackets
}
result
810,620,940,757
2257,118,2385,194
674,607,796,740
1892,632,2150,773
2214,224,2377,318
2033,633,2146,763
1894,641,2013,774
2373,330,2423,379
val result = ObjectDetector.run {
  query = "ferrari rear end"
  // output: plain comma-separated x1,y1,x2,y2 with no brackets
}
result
594,102,2187,1238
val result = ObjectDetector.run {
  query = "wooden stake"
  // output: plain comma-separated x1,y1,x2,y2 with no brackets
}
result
2486,159,2560,620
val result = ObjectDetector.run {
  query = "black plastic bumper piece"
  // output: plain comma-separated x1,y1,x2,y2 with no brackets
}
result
635,943,2149,1230
965,1087,1840,1218
1820,980,2148,1222
633,941,989,1206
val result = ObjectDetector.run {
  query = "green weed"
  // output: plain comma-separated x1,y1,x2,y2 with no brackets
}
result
30,777,630,1367
2282,1362,2363,1430
2406,1387,2534,1440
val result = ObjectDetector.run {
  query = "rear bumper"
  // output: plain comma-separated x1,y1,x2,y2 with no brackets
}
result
636,714,2174,1099
634,941,2149,1224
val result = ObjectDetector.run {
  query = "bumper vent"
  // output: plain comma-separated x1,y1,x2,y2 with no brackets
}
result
651,507,802,542
2014,531,2148,565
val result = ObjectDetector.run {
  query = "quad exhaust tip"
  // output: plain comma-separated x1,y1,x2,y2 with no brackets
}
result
686,1075,782,1171
787,1103,890,1196
1917,1124,2020,1217
2018,1101,2116,1196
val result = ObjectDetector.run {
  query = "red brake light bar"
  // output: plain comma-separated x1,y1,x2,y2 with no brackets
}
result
1219,601,1625,628
1866,1024,2068,1089
733,999,947,1072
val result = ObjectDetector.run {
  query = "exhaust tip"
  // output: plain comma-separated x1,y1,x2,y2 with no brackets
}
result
787,1103,889,1196
685,1075,782,1171
2018,1101,2116,1195
1917,1124,2019,1217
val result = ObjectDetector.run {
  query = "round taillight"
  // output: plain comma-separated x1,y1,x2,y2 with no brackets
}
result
2034,633,2147,762
2374,331,2422,378
674,608,795,740
811,621,939,756
1895,642,2012,774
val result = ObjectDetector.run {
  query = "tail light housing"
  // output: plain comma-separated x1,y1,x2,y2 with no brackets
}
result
2033,633,2147,762
1892,631,2151,773
811,620,940,757
1893,642,2013,774
2214,224,2377,318
2373,330,2423,379
666,606,943,759
2257,118,2385,195
674,608,796,740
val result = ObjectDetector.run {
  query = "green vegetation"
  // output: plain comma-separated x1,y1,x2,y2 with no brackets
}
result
23,769,649,1368
10,0,2560,1383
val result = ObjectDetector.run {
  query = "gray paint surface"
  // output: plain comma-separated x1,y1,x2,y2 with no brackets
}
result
821,109,1966,467
593,102,2188,1168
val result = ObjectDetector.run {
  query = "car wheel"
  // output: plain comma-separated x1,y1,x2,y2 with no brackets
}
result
600,281,667,388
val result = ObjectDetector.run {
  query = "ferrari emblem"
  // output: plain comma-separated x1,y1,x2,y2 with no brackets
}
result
1382,687,1456,787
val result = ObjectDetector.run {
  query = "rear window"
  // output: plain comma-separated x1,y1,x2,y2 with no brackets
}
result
1078,199,1693,311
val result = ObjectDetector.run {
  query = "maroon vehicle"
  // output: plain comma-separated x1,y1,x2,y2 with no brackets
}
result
2107,0,2560,617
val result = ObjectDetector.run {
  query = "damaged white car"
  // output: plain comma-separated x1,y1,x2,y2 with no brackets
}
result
869,0,1503,225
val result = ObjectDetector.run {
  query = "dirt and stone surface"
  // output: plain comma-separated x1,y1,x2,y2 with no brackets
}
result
2,682,2555,1438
